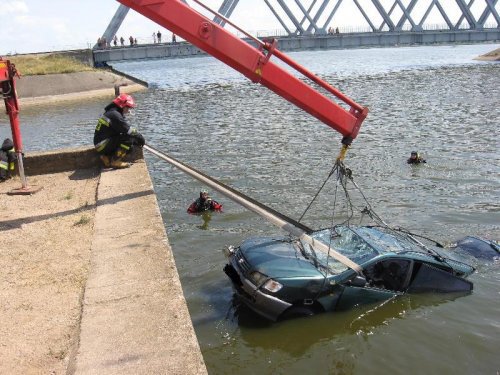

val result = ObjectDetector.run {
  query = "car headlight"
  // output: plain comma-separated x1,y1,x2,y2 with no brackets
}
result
223,245,235,258
263,279,283,293
249,271,267,285
249,271,283,293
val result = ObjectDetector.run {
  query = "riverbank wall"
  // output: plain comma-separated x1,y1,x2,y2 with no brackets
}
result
1,147,208,374
15,69,148,107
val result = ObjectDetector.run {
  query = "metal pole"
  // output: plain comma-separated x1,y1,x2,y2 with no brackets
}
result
144,144,362,273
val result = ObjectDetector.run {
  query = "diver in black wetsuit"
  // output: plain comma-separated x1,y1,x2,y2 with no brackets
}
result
407,151,426,164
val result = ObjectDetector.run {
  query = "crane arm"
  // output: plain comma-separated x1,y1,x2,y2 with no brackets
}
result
116,0,368,142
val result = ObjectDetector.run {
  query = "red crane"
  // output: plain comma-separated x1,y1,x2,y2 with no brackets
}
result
0,58,40,194
116,0,368,151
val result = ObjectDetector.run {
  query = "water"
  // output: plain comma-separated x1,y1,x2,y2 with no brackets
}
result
1,44,499,374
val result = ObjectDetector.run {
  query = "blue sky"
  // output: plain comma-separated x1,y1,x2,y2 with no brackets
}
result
0,0,488,55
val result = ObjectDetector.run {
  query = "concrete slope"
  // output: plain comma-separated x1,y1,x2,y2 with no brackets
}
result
16,70,147,107
73,160,207,374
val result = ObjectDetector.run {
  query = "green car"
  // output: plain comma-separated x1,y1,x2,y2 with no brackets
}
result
223,225,494,321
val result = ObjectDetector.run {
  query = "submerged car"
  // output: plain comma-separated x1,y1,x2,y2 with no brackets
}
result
223,225,498,321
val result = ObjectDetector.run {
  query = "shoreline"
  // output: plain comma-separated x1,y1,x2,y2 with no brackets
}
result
474,47,500,61
16,69,148,107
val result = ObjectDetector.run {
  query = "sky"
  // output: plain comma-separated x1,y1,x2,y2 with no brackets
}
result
0,0,495,55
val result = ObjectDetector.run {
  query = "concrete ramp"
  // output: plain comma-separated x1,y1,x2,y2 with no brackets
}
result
73,160,206,374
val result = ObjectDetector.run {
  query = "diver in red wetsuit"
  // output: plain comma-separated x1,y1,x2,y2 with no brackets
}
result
187,190,223,213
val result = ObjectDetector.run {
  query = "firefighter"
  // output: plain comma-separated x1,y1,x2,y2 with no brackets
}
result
407,151,426,164
0,138,17,181
187,189,223,213
94,93,145,169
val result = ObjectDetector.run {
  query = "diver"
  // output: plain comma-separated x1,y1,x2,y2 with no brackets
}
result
187,189,223,213
407,151,426,164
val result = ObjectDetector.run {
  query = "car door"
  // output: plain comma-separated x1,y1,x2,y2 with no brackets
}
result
335,258,412,311
337,257,416,311
406,261,473,293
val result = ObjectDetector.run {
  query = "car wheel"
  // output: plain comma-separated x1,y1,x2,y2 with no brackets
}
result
280,306,315,320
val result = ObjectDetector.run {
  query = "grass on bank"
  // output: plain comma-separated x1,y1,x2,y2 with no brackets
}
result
7,54,94,76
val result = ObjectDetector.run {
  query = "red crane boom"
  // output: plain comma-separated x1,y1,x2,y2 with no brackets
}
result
116,0,368,144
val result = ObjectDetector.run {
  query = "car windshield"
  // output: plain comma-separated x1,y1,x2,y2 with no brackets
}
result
302,226,380,275
302,226,425,275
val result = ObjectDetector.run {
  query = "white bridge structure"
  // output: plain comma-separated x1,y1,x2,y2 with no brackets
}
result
94,0,500,64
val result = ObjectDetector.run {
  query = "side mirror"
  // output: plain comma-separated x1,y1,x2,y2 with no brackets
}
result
347,275,367,287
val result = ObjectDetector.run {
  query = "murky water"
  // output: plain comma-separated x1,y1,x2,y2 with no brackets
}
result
1,44,499,374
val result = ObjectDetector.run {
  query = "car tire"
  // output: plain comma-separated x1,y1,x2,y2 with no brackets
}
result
280,306,315,320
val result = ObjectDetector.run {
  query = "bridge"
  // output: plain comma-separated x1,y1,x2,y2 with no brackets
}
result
93,0,500,64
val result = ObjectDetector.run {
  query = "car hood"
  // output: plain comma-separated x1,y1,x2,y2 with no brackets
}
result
239,237,323,278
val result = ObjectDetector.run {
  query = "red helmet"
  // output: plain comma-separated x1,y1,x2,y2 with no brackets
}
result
113,93,136,108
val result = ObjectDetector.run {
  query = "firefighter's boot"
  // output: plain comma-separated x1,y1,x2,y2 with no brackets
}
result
110,149,130,169
100,155,111,168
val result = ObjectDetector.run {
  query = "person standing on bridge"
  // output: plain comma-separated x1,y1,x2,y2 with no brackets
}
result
93,94,145,169
157,30,162,43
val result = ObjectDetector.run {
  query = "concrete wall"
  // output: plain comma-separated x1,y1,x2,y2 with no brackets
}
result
93,29,500,64
18,146,143,176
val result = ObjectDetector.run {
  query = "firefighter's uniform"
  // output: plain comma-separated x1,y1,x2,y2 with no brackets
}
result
0,138,16,181
93,94,145,169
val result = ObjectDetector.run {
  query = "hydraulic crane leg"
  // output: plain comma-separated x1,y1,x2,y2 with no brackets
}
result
0,58,41,195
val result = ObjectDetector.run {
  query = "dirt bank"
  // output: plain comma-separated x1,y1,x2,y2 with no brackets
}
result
0,170,99,374
16,70,147,107
474,47,500,61
0,161,207,374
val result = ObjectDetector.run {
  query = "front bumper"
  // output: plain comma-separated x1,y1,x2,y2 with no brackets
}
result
224,258,291,321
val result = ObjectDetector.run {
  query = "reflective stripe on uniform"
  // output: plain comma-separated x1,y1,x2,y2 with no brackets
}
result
95,116,111,132
6,149,15,169
95,138,110,152
0,161,7,170
119,144,130,150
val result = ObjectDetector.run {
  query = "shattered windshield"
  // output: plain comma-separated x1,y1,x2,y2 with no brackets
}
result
355,226,422,254
302,226,380,275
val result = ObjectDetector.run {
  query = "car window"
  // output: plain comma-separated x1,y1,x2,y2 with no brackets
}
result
355,227,419,254
306,227,379,274
364,259,411,292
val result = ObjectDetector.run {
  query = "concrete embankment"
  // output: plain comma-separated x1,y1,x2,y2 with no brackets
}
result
16,69,148,107
0,148,207,374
